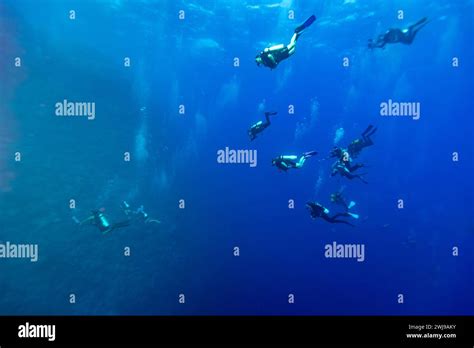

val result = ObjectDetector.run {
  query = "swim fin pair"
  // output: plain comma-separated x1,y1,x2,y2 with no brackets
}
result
295,15,317,34
303,151,318,158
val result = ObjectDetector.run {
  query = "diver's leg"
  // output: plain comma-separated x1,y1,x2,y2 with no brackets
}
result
348,163,364,172
410,17,428,32
290,32,298,45
345,172,368,184
102,228,112,235
333,219,355,227
79,216,94,225
362,126,376,145
409,18,428,41
367,126,377,137
355,174,368,184
264,113,271,125
363,138,374,147
363,129,376,146
287,33,298,55
327,215,355,227
362,125,374,137
112,220,131,230
332,212,352,219
295,156,307,168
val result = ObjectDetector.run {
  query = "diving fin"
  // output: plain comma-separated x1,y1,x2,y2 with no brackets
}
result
304,150,318,158
348,212,359,219
295,15,316,34
348,201,356,209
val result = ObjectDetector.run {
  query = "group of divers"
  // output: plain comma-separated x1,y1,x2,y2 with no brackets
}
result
73,201,161,235
249,14,428,227
75,14,428,234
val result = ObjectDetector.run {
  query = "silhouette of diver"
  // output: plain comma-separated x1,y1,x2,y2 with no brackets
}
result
369,17,428,49
77,209,130,235
256,15,316,69
272,151,318,172
347,125,377,159
306,201,356,227
248,111,278,141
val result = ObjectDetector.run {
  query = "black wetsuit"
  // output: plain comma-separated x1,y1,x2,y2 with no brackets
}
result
369,17,428,48
92,211,130,234
347,125,377,158
249,112,277,140
306,202,354,226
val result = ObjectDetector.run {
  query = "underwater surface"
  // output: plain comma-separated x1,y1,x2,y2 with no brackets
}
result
0,0,473,315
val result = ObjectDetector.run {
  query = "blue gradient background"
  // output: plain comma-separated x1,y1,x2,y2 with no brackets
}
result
0,0,473,315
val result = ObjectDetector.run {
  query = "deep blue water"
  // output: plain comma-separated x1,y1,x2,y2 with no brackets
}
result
0,0,473,315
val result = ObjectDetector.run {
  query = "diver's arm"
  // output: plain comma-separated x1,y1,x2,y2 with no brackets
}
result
79,216,94,225
267,54,277,66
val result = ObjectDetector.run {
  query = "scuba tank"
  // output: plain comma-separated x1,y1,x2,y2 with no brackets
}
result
92,210,111,232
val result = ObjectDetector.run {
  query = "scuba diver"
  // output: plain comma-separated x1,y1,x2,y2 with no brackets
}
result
368,17,428,49
347,125,377,159
121,201,161,225
248,111,278,141
330,190,359,219
331,160,368,184
256,14,316,69
306,201,356,227
77,209,130,235
272,151,318,172
329,146,365,172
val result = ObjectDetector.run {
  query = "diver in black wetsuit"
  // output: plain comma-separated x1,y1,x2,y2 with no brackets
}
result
306,201,356,227
329,141,367,183
330,190,357,213
272,151,318,172
79,210,130,235
347,125,377,159
329,147,365,171
368,17,428,49
248,111,277,141
331,160,368,183
256,15,316,69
